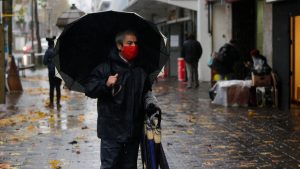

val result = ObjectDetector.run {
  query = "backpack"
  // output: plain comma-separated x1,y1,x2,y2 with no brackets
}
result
211,45,232,75
215,46,228,62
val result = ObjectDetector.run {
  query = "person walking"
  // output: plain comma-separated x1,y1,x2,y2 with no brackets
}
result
84,30,160,169
181,33,202,88
43,36,62,108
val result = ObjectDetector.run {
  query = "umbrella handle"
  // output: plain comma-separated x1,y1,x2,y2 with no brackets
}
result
112,85,122,96
149,109,161,128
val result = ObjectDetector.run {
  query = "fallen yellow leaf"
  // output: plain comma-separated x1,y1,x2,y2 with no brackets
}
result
77,115,85,122
27,125,36,131
49,160,62,169
10,152,21,156
0,118,15,126
186,130,193,135
61,95,69,101
186,115,197,123
48,116,55,123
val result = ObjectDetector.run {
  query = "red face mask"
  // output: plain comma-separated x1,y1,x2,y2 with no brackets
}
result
121,45,138,61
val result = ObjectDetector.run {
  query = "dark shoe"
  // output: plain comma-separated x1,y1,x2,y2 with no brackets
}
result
47,102,54,108
186,86,192,89
209,91,216,100
195,84,199,88
57,103,62,109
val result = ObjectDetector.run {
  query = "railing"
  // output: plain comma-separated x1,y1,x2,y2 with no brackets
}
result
14,52,45,77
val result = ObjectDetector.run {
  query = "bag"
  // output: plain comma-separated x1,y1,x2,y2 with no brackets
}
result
207,57,213,68
251,72,272,86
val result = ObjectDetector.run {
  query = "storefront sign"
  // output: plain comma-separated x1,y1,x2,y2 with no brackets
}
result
266,0,285,2
170,35,179,47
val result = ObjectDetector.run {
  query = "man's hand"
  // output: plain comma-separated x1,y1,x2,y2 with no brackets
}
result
106,74,118,87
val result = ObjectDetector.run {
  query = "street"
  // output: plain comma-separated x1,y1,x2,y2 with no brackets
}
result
0,68,300,169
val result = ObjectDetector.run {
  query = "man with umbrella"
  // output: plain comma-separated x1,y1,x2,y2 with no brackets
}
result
84,30,161,169
54,11,170,169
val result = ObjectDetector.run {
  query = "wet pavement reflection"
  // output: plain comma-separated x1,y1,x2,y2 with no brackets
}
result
0,68,300,168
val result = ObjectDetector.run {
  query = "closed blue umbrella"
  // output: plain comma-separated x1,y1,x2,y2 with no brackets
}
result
141,110,170,169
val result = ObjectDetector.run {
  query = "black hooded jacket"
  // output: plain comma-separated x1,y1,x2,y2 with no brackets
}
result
84,48,151,142
181,39,202,63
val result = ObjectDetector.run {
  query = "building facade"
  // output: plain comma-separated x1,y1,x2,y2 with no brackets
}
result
94,0,299,110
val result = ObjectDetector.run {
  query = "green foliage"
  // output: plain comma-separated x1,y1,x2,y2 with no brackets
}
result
38,0,47,8
16,6,25,24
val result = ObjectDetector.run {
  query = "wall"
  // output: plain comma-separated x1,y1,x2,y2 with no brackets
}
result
156,0,198,11
273,0,300,110
212,2,232,53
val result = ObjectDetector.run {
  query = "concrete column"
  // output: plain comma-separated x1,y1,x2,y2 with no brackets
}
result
263,2,273,67
0,24,5,103
197,0,211,82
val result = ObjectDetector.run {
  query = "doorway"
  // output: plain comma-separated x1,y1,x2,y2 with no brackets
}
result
232,0,256,57
290,16,300,103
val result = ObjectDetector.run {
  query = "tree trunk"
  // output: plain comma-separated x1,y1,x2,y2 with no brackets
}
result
34,0,42,53
3,0,13,55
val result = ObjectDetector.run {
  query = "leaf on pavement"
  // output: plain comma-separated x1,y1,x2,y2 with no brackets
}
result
61,95,69,101
186,115,197,123
0,163,11,169
77,115,85,122
9,152,21,156
27,125,36,131
48,116,55,123
186,129,194,135
0,118,15,127
49,160,62,169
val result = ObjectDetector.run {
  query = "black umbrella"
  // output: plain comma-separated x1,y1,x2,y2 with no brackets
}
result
54,11,169,93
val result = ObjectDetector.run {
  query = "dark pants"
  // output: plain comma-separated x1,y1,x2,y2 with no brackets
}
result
100,139,139,169
49,74,62,104
185,61,199,88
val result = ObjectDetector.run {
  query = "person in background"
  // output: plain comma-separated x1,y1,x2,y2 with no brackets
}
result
181,33,202,88
43,36,62,108
245,49,270,74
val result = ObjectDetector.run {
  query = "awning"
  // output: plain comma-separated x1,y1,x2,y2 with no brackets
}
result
206,0,240,3
56,4,85,28
125,0,170,21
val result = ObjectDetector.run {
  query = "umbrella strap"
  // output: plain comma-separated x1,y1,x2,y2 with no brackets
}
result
109,59,115,75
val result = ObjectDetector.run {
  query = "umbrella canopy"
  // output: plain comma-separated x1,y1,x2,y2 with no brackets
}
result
54,11,169,93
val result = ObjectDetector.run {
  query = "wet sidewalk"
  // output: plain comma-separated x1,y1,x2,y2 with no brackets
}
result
0,68,300,169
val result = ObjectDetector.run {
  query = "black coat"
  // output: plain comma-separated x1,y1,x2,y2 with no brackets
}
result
43,47,55,76
212,43,241,77
84,48,151,142
181,39,202,63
